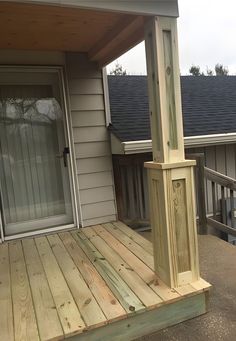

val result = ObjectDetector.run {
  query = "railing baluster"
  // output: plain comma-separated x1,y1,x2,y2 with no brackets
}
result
212,181,217,220
230,189,234,228
186,153,207,234
221,185,226,224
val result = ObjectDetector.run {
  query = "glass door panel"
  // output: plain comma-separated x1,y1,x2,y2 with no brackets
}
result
0,73,74,236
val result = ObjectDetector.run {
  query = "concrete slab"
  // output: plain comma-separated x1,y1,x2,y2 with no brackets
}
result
136,233,236,341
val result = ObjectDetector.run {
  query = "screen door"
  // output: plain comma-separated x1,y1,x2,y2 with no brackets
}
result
0,69,74,236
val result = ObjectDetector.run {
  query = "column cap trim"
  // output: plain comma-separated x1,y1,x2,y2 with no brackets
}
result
144,160,196,170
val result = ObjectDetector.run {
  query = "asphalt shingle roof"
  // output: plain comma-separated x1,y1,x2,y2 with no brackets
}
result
108,75,236,141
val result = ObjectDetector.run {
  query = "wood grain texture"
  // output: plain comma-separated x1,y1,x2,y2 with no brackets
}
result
0,222,210,341
145,162,200,288
68,292,207,341
22,238,63,341
146,169,171,286
112,220,153,255
103,223,181,301
96,224,180,302
171,166,200,286
163,29,178,150
72,230,145,314
84,227,162,308
0,2,137,55
144,19,162,161
9,241,39,341
172,179,191,273
103,222,154,269
144,16,184,163
59,231,126,322
0,244,14,341
144,17,194,286
47,234,107,329
35,236,85,337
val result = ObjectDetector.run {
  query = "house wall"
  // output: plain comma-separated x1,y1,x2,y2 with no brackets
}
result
113,144,236,225
65,53,117,226
0,50,117,230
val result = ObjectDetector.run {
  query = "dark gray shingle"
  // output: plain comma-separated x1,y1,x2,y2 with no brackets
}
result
108,75,236,141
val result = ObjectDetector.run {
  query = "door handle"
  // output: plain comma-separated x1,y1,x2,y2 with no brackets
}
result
56,147,70,167
63,147,70,167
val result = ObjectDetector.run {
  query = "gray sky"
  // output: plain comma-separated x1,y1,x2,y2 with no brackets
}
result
107,0,236,75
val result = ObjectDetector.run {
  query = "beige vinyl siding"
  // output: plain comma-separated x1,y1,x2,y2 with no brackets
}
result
73,127,108,143
68,79,104,95
66,53,116,226
75,142,111,159
0,50,65,66
80,186,114,205
76,157,112,175
79,172,114,190
72,111,105,127
70,94,105,111
80,215,118,227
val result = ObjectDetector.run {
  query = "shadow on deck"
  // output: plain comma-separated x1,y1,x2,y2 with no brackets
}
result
0,221,210,341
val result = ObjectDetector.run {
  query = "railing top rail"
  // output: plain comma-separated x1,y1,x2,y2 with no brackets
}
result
207,217,236,237
204,166,236,191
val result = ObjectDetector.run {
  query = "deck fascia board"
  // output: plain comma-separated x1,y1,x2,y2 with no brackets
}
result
68,292,208,341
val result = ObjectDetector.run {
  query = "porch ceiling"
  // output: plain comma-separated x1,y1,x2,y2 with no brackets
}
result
0,2,145,66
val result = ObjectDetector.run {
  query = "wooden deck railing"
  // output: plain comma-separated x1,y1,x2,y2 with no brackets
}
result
113,152,236,240
188,153,236,239
186,153,207,235
204,166,236,237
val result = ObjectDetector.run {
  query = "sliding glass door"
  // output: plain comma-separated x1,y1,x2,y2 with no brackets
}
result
0,68,75,236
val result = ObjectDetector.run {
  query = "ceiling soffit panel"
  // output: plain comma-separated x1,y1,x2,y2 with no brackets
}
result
0,1,177,66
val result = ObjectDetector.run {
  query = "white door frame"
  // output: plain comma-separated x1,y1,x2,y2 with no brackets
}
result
0,66,80,241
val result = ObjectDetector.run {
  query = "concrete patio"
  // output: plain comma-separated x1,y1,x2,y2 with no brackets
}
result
137,232,236,341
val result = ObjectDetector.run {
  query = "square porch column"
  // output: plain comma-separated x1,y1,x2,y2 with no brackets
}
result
144,17,200,288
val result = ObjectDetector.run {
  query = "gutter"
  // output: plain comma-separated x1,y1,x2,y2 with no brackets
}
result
122,133,236,154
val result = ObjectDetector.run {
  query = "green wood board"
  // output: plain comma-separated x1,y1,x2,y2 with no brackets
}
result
68,292,207,341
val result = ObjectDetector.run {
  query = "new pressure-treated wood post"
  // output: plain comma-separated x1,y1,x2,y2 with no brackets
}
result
144,17,200,288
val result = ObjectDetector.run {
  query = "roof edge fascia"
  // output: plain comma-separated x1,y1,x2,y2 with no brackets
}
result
121,133,236,154
17,1,179,17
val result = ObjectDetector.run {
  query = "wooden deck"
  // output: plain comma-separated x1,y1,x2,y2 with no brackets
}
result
0,221,211,341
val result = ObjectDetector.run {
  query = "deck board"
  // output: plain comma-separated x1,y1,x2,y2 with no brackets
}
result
112,221,154,255
103,222,154,268
22,238,63,341
85,226,163,308
59,231,126,322
9,241,39,341
0,221,211,341
93,225,180,302
47,233,107,329
0,244,14,341
72,230,145,313
35,236,85,337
